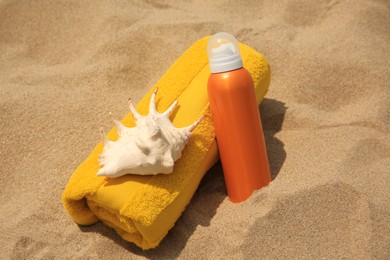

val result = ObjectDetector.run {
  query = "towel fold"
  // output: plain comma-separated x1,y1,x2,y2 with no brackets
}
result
62,36,271,249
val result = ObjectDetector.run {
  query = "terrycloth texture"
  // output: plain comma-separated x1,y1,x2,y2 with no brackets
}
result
62,36,271,249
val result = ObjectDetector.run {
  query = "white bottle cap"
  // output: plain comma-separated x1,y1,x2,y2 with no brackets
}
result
207,32,243,73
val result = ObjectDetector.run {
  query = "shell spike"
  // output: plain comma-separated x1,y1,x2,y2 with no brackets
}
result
96,169,105,177
128,98,142,121
99,127,110,146
162,100,178,117
149,88,158,115
181,115,204,132
109,112,126,136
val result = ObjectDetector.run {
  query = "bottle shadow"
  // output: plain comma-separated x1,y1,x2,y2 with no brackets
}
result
259,98,287,180
79,98,287,258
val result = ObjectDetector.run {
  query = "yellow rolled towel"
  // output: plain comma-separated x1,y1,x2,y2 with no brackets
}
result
62,36,271,249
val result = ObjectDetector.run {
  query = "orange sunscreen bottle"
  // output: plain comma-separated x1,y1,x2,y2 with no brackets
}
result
207,32,271,203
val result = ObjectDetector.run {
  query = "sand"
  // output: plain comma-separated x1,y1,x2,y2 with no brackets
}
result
0,0,389,258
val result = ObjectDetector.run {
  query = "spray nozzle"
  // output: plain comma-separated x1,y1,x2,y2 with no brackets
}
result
207,32,243,73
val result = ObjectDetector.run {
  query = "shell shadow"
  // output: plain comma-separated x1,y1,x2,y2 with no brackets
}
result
79,98,287,258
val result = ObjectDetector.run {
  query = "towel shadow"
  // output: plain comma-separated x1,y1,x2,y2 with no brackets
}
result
79,98,286,258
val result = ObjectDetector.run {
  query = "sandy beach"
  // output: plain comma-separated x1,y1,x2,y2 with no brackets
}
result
1,0,389,258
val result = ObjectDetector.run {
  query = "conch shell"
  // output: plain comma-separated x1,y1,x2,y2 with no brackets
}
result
97,88,203,178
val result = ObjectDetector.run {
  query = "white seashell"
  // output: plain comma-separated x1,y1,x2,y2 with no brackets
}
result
97,88,203,178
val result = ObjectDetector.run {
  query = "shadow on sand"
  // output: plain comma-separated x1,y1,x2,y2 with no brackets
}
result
260,98,287,180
